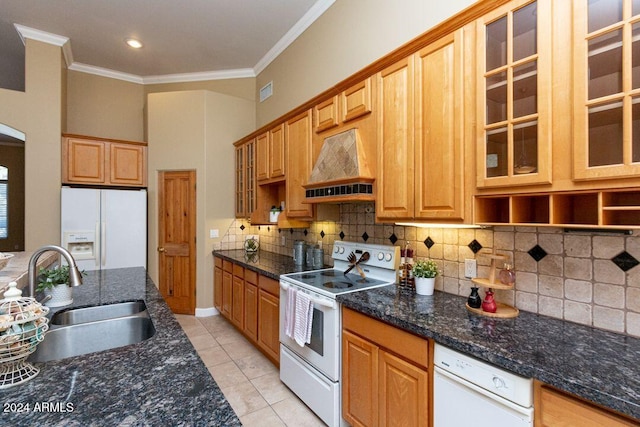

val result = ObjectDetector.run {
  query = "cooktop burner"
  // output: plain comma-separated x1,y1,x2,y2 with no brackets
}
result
324,281,354,289
321,271,338,277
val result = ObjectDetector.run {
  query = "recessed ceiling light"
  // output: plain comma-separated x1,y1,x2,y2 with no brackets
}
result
125,38,143,49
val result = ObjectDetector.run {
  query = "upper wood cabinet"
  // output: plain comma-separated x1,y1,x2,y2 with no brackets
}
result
285,110,314,219
573,0,640,181
376,56,416,220
475,0,552,189
256,123,286,183
62,134,147,187
376,29,469,222
235,139,256,218
313,78,373,134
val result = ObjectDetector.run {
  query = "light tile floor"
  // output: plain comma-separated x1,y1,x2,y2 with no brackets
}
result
175,314,326,427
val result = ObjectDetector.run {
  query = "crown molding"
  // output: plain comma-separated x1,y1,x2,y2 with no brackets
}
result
142,68,255,84
14,24,74,67
253,0,335,75
68,62,145,84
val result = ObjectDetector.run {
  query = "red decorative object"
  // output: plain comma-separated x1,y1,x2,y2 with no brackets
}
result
482,290,497,313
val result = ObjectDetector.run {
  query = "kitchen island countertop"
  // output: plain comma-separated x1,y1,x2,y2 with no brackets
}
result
1,267,240,426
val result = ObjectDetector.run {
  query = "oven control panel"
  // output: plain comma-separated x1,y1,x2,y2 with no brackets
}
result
332,241,400,271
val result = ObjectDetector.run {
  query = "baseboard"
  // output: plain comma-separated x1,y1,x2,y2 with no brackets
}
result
195,306,219,317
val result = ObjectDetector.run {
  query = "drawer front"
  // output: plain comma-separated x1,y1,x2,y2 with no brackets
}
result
233,263,244,278
245,269,258,285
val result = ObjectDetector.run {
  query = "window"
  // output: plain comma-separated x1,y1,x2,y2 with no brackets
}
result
0,166,7,239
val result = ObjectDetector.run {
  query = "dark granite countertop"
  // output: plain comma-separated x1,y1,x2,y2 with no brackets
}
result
213,249,324,279
213,250,640,421
337,286,640,422
1,267,240,426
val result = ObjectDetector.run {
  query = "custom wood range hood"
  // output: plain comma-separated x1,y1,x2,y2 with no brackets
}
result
303,128,375,204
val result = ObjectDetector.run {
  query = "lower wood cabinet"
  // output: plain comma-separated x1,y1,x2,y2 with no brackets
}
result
213,257,280,365
342,307,430,427
244,271,258,342
231,264,244,330
534,381,638,427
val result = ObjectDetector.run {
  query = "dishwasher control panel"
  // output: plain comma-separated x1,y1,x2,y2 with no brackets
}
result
434,343,533,407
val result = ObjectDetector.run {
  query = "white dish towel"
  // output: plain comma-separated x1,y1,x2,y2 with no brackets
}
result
284,287,297,339
293,291,314,347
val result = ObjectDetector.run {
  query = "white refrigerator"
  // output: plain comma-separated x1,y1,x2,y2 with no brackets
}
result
61,187,147,271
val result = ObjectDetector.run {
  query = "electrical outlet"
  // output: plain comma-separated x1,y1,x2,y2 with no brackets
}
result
464,259,477,279
281,236,286,246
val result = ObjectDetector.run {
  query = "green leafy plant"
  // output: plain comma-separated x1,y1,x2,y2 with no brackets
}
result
36,265,84,292
412,259,439,279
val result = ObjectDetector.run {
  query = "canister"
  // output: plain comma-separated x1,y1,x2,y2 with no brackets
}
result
313,248,324,269
293,241,306,266
306,244,315,267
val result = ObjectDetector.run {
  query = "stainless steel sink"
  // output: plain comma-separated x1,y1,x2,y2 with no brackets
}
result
51,300,147,325
29,303,155,363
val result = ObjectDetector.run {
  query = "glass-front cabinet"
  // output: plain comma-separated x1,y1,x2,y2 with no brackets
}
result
573,0,640,180
235,139,256,218
476,0,552,188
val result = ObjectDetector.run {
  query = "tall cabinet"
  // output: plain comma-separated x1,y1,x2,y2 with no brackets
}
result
235,138,256,218
376,28,470,222
475,0,552,189
573,0,640,181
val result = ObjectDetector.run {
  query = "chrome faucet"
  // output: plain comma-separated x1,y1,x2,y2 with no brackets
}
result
27,245,84,300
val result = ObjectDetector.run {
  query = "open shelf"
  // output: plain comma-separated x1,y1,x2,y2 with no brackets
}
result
475,189,640,229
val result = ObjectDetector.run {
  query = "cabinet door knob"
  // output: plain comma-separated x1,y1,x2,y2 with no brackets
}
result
157,247,165,253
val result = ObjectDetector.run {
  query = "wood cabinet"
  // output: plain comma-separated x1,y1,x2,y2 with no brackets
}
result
221,260,233,318
285,110,314,219
534,381,638,427
474,0,552,189
214,257,223,310
62,134,147,187
212,256,280,365
235,139,256,218
244,270,258,342
376,56,415,219
256,124,286,183
572,0,640,181
376,29,470,222
257,275,280,363
342,308,430,427
231,264,244,330
313,78,373,134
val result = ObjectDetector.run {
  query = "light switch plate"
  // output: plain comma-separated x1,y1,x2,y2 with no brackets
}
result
209,229,219,238
464,259,477,279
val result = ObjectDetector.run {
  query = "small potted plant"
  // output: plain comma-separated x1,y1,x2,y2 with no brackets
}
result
412,259,439,295
36,265,82,307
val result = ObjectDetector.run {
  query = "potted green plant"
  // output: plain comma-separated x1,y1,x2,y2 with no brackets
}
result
36,265,81,307
412,259,439,295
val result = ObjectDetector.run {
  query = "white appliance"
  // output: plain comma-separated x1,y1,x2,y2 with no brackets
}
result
61,187,147,271
279,241,400,427
434,343,534,427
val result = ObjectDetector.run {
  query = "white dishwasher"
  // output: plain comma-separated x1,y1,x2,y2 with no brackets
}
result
433,343,534,427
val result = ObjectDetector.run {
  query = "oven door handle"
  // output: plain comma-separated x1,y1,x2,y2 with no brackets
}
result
280,281,338,309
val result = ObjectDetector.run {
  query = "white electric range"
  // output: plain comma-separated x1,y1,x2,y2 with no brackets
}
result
279,241,400,427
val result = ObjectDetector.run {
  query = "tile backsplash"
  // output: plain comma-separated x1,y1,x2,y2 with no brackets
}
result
220,203,640,338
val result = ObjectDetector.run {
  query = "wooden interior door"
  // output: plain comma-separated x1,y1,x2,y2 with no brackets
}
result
158,170,196,314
